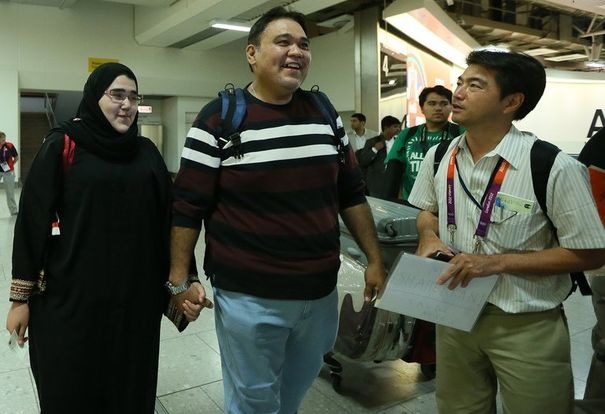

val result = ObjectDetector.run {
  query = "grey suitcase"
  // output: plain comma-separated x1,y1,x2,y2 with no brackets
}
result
326,197,433,391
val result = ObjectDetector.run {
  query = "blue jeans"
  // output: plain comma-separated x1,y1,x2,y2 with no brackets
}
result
214,287,338,414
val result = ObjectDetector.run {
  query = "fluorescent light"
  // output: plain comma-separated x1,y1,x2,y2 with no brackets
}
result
544,53,587,62
524,47,558,56
586,60,605,68
210,20,251,32
383,0,478,68
138,105,153,113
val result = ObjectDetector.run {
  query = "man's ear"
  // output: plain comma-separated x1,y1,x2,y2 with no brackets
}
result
502,92,524,116
246,44,257,66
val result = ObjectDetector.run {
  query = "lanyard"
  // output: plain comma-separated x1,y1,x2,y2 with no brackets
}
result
445,147,510,251
420,124,449,155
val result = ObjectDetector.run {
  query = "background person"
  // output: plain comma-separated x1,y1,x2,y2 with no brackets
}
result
0,131,19,215
384,85,462,202
348,112,378,153
356,115,400,197
168,7,385,414
577,127,605,407
5,62,202,413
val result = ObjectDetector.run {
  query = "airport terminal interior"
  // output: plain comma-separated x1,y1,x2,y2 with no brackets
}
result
0,189,598,413
1,0,604,412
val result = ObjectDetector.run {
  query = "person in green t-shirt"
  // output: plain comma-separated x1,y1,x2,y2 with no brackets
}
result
384,85,463,202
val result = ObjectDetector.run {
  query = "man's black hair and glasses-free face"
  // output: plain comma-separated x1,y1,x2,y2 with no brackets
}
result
245,7,311,103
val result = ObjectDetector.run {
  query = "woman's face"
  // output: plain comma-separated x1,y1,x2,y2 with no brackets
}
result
98,75,139,134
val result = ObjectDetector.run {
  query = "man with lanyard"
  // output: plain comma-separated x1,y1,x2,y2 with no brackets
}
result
0,131,19,216
384,85,462,202
408,49,605,414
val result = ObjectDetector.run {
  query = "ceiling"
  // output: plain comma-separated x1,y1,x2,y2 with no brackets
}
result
6,0,605,71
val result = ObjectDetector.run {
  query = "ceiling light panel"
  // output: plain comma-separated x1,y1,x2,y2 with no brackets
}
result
545,53,588,62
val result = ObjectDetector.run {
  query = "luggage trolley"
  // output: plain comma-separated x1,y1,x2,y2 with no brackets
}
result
325,197,436,391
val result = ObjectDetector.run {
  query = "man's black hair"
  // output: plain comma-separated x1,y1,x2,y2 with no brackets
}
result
381,115,400,131
248,6,308,47
351,113,366,123
466,50,546,120
419,85,453,107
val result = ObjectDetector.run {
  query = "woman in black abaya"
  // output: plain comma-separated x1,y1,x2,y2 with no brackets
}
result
5,63,196,413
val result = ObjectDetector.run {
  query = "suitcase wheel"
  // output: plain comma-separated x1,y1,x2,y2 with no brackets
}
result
420,363,436,380
330,372,342,392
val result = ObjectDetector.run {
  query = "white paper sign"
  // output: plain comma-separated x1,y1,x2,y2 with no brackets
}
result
376,253,499,332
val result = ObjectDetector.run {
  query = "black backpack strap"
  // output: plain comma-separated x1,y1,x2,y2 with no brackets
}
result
308,86,345,164
530,139,592,296
398,125,419,156
433,139,452,175
383,159,405,200
218,84,246,159
530,139,560,222
449,123,462,138
570,271,593,295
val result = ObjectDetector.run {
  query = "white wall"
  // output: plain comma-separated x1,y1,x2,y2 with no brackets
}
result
0,0,357,171
162,97,209,173
0,1,251,96
304,29,356,112
515,69,605,154
380,92,407,126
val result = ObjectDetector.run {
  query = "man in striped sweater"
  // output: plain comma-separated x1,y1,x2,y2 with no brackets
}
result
167,6,385,414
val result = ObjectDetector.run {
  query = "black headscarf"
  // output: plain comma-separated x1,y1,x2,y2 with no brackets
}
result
59,62,140,161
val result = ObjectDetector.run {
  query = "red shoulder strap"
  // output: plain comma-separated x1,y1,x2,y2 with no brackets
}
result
62,134,75,173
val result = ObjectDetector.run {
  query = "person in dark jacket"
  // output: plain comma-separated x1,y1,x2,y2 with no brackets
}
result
357,115,400,197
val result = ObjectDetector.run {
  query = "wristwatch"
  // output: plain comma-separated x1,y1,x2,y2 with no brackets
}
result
165,280,190,295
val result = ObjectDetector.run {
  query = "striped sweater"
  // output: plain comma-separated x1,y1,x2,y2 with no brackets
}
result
172,88,366,299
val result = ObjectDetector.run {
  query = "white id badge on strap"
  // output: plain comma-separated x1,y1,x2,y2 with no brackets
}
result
0,162,9,172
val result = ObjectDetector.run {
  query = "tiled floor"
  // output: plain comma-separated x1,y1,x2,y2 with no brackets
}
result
0,187,597,413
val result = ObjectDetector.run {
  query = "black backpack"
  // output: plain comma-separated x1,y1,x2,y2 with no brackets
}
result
432,137,592,296
216,84,344,163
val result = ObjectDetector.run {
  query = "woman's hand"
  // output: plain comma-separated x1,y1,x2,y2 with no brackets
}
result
171,283,213,322
6,302,30,346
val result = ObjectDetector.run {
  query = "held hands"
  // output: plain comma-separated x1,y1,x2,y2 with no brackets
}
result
171,283,214,322
6,302,29,346
364,260,386,303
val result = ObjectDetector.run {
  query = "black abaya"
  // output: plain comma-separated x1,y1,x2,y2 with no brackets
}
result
13,132,171,413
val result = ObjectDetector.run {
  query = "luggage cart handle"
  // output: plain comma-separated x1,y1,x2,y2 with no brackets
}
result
346,247,363,260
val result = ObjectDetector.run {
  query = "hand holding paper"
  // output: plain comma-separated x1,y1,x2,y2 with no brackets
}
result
436,252,499,290
376,253,499,332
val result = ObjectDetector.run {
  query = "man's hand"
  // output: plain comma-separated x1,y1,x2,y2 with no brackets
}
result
416,233,453,258
170,283,213,322
436,253,496,289
6,302,29,346
374,140,385,151
364,260,386,302
415,210,453,258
